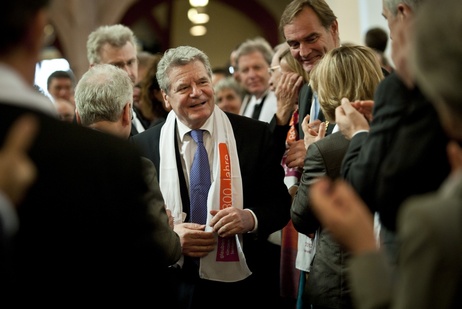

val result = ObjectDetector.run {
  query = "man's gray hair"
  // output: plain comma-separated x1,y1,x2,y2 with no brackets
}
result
86,24,138,65
156,46,213,94
383,0,425,15
75,64,133,127
234,36,274,70
214,76,245,100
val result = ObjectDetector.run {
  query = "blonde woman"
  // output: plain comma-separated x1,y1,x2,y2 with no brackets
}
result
291,44,384,309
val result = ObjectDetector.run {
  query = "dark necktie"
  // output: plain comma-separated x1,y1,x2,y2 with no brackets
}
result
251,95,267,120
189,130,211,224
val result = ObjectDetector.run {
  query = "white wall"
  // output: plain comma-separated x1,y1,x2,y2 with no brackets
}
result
327,0,393,64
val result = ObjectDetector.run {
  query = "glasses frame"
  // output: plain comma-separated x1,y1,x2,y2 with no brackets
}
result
268,65,281,75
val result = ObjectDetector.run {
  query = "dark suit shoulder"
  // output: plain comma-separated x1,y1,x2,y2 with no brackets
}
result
224,112,274,150
131,118,165,143
298,83,312,117
374,73,409,108
225,111,269,129
0,103,141,159
130,119,165,165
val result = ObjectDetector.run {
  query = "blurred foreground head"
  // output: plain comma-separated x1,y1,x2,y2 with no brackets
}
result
410,0,462,141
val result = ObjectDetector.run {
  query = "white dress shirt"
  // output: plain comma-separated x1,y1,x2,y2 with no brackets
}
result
242,90,278,123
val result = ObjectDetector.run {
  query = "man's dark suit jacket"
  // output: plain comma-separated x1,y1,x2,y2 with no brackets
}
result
297,83,332,139
130,111,292,302
0,103,177,305
340,72,451,232
291,131,353,308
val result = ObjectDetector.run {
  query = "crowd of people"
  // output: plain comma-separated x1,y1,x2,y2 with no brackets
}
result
1,0,461,308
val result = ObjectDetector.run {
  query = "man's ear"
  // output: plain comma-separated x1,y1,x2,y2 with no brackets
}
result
397,3,414,20
75,110,82,125
122,103,132,126
162,90,172,110
329,20,340,44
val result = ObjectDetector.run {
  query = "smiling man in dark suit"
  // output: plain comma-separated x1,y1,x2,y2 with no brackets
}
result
271,0,341,171
131,45,291,309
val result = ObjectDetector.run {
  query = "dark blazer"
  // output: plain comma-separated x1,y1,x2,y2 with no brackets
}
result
0,103,179,305
291,131,353,309
140,156,182,263
130,111,292,304
341,72,451,231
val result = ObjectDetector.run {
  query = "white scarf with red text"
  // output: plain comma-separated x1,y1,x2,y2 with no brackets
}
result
159,108,251,282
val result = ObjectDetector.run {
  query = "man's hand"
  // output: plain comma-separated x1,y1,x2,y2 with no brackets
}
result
165,208,174,229
0,115,38,206
335,98,370,140
351,100,374,122
174,223,216,257
209,207,255,238
275,73,304,125
301,115,326,149
285,139,308,169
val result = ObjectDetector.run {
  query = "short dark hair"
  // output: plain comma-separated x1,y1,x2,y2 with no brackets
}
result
279,0,337,37
212,67,230,76
365,27,388,53
47,70,75,89
0,0,50,54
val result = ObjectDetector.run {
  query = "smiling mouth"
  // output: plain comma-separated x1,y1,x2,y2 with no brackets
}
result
191,101,206,108
303,55,321,64
305,56,322,64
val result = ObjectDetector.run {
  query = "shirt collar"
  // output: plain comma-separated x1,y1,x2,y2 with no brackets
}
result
177,110,215,142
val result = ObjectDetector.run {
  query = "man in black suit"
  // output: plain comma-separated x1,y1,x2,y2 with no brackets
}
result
272,0,340,170
0,0,180,305
131,45,291,308
74,63,181,266
273,1,389,169
335,0,450,266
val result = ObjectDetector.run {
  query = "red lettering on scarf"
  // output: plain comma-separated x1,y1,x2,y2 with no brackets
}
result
216,143,239,262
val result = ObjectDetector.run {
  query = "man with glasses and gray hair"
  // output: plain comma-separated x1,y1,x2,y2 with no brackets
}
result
86,24,147,135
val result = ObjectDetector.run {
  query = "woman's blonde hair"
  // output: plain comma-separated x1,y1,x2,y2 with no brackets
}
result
310,44,384,122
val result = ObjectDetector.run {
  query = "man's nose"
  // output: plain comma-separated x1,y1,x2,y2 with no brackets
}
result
299,42,312,58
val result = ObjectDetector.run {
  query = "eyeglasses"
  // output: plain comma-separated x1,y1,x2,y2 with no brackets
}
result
268,65,281,75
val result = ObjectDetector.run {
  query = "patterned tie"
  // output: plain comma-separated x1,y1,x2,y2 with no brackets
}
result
189,129,211,224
